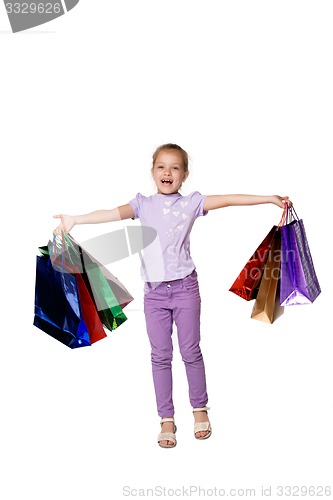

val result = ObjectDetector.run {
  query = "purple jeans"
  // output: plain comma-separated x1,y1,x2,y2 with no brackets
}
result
143,270,208,417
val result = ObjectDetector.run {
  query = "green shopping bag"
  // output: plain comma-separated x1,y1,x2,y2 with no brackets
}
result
83,260,127,331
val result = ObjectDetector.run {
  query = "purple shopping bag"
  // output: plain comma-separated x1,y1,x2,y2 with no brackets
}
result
280,206,321,306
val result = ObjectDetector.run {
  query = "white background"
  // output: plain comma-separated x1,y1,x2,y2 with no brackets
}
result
1,1,332,499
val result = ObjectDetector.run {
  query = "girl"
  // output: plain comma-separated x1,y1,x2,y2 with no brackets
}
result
54,143,291,449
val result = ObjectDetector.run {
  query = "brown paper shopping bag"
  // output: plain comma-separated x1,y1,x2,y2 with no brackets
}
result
251,228,282,324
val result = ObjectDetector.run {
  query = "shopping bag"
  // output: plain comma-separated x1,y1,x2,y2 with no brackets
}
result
38,245,107,344
80,247,133,311
280,206,321,305
229,225,277,300
81,259,128,332
49,233,131,332
33,252,91,349
251,228,281,323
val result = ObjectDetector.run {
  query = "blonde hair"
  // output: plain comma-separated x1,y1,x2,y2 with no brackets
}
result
152,143,189,172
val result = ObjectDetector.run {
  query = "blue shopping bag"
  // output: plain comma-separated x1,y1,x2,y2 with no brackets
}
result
33,251,91,349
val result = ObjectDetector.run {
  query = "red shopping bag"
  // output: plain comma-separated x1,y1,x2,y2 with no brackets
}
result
229,207,287,301
229,225,277,300
76,274,107,344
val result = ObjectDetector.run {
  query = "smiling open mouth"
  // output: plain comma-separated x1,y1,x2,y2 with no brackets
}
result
161,179,173,184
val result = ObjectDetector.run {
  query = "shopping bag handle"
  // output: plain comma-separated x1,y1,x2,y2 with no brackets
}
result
278,203,299,227
51,234,66,270
285,204,299,224
61,231,79,258
62,231,87,274
51,231,78,271
278,204,288,227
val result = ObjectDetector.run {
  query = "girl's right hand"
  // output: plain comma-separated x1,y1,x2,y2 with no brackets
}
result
53,214,76,235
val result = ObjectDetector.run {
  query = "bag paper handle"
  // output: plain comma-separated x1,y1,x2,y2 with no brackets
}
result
285,204,299,224
278,204,288,227
278,203,298,227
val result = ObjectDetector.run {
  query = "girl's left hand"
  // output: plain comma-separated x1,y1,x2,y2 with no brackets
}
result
272,195,292,208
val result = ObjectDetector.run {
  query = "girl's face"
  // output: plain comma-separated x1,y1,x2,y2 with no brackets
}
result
152,150,189,195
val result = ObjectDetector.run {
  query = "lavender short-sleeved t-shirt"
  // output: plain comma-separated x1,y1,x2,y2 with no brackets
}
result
128,191,208,282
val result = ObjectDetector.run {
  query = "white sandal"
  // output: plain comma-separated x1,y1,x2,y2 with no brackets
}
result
158,417,177,448
193,407,212,440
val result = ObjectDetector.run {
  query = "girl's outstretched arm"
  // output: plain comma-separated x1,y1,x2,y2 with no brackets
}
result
53,204,135,235
203,194,291,211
